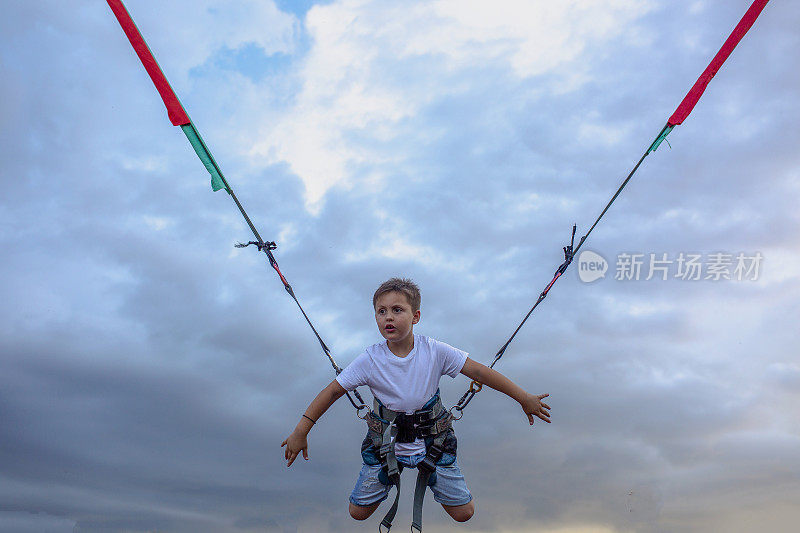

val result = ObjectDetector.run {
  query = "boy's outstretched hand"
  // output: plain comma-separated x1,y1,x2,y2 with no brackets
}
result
520,393,551,425
459,358,552,425
281,380,346,467
281,430,309,467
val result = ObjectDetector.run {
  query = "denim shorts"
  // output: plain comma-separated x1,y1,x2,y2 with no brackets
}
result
350,453,472,507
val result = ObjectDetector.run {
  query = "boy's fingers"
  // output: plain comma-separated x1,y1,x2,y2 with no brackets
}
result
527,413,534,425
302,448,309,460
539,393,549,399
541,402,551,410
280,439,287,448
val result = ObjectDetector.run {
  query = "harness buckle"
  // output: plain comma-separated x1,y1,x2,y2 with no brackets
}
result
379,442,393,459
412,408,436,424
394,413,416,443
418,455,437,473
419,442,444,473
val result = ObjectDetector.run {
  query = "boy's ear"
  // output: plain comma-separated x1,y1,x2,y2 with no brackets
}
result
412,310,421,324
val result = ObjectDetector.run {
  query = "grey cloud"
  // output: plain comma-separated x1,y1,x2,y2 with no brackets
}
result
2,1,799,532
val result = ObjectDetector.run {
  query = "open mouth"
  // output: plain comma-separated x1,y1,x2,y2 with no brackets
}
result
384,325,396,333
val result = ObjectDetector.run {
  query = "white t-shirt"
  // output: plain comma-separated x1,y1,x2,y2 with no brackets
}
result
336,334,468,456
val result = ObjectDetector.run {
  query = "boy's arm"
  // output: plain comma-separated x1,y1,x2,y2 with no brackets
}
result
281,379,347,466
460,357,551,425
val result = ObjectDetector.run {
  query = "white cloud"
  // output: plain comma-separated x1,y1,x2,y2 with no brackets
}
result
142,215,172,231
251,0,653,211
429,0,652,77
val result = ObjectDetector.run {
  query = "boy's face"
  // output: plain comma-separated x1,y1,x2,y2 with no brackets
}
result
374,290,420,344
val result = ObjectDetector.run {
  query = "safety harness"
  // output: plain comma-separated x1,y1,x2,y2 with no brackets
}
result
362,391,456,532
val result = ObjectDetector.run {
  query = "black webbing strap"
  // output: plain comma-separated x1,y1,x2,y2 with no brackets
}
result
376,400,401,532
451,134,660,417
451,225,576,415
572,146,652,258
232,239,369,411
379,478,401,533
411,472,428,533
411,433,447,532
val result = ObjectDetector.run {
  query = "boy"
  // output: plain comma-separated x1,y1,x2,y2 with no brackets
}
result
282,278,551,526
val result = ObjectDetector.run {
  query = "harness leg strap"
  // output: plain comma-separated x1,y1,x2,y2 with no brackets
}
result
376,402,401,531
411,433,447,532
379,476,401,532
411,469,430,532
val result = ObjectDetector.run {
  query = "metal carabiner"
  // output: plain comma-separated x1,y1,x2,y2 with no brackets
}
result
468,380,483,394
448,405,464,421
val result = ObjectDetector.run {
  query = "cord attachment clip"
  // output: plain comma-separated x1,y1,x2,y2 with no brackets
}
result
235,240,277,251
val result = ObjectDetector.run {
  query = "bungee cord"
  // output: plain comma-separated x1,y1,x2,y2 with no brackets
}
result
106,0,368,413
452,142,653,415
106,0,771,422
451,0,771,416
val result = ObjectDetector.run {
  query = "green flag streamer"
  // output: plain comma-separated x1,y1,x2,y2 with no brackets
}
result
106,0,229,193
181,124,227,192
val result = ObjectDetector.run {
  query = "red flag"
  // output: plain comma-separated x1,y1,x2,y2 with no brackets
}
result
668,0,770,126
107,0,190,126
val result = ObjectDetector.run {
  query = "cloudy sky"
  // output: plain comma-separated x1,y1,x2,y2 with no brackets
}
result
2,1,799,531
